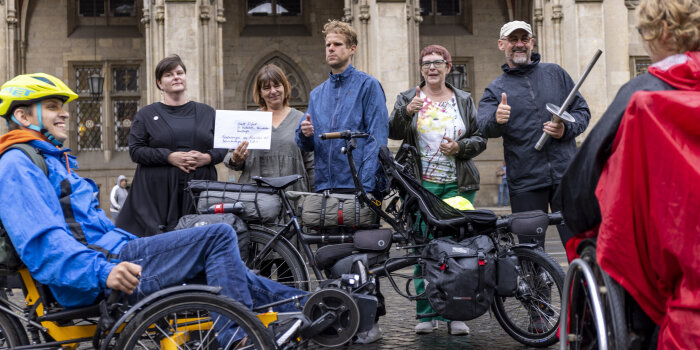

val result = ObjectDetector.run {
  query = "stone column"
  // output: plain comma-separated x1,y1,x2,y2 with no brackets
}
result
141,0,222,106
533,0,543,53
5,1,18,81
551,2,563,65
407,0,422,86
199,3,211,106
215,0,226,108
141,6,155,104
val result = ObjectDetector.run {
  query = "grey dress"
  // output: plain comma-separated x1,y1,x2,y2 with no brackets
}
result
225,108,314,192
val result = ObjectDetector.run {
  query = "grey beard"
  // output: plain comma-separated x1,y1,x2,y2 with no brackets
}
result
508,51,530,66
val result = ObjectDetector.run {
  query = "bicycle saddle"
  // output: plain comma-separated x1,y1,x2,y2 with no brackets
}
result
253,174,302,189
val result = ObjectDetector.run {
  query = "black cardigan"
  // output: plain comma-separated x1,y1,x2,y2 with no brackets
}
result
116,102,227,236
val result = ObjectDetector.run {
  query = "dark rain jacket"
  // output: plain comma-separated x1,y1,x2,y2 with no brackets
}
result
389,82,487,192
477,53,591,195
558,70,674,238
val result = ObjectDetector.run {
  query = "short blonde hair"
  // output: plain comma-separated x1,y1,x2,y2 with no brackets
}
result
253,64,291,110
322,20,358,48
637,0,700,53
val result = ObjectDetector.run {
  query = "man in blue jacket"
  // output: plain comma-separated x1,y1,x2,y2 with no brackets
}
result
296,20,388,195
477,21,590,247
0,73,304,343
295,20,388,343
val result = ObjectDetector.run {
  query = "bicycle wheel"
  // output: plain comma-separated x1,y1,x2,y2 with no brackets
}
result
115,292,275,350
247,226,309,291
0,311,27,349
492,246,565,347
567,245,627,350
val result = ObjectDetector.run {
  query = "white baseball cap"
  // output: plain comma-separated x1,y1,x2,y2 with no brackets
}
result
500,21,532,38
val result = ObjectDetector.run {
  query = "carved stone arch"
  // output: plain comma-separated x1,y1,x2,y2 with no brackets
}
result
244,51,311,111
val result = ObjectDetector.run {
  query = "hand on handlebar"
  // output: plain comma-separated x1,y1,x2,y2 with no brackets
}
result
106,261,142,295
320,130,370,140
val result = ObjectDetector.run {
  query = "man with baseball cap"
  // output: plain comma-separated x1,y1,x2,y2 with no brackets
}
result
475,21,590,331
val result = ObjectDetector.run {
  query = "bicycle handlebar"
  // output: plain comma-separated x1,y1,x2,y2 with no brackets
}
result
320,130,370,140
496,211,564,229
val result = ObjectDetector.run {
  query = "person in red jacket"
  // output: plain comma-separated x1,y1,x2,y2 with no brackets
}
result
559,0,700,348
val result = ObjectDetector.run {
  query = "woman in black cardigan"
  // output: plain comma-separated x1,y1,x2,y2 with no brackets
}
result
117,54,226,236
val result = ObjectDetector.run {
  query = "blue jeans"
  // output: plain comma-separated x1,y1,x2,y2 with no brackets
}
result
117,223,305,342
498,179,509,206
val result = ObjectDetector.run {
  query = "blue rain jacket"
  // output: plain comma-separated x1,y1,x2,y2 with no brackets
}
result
296,65,389,192
0,140,137,308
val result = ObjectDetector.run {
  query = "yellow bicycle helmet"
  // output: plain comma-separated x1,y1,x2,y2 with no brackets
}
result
0,73,78,147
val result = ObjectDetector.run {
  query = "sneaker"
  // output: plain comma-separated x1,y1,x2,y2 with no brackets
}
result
448,321,470,336
355,323,382,344
414,320,439,334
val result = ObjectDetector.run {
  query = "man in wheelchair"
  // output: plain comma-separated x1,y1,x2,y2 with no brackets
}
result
0,73,306,346
559,0,700,348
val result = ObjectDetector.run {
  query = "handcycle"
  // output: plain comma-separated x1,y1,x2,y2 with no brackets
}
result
559,239,658,350
188,130,568,347
0,234,377,349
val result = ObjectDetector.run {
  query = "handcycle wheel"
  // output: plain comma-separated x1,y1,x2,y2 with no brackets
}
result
115,292,275,350
566,245,627,350
247,226,309,291
0,311,26,349
491,246,565,347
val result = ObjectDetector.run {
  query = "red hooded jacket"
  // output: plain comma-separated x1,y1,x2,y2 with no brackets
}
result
596,52,700,349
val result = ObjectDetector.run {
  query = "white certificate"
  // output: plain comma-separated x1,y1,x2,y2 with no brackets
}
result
214,110,272,150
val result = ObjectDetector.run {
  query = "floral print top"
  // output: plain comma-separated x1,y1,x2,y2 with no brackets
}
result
416,91,465,184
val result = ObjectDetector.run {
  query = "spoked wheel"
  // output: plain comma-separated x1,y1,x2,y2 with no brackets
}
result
566,245,627,350
302,288,360,348
0,311,26,349
115,292,275,350
492,246,565,347
247,226,310,291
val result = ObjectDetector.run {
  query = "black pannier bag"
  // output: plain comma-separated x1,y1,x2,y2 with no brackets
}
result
421,235,497,321
174,213,250,262
186,180,282,224
509,210,549,246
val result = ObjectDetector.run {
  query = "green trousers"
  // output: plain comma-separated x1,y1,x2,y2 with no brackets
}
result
414,180,476,322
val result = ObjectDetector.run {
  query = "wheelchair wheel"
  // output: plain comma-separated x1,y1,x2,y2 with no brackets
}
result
491,246,565,347
115,292,275,350
247,226,309,291
0,312,26,349
566,245,627,350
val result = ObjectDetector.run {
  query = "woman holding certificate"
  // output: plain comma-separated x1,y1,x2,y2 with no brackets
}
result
117,54,227,237
225,64,314,192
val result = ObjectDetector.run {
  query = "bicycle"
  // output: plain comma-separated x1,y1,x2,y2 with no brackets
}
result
188,130,567,347
0,261,372,349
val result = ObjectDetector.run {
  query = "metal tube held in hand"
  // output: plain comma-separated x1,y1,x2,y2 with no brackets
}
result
534,49,603,151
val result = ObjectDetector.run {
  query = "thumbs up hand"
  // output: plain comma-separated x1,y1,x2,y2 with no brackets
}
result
406,86,425,115
301,114,315,137
496,92,511,125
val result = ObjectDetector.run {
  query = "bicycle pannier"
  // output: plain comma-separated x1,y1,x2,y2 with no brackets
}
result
286,191,377,231
422,235,497,321
509,210,549,246
196,191,282,223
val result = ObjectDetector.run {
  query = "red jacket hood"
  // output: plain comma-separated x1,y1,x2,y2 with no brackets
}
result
648,51,700,91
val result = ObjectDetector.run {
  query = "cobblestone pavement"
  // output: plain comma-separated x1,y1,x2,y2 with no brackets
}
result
308,225,569,350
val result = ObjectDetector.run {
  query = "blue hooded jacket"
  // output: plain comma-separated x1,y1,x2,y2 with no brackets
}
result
296,65,389,193
0,138,136,308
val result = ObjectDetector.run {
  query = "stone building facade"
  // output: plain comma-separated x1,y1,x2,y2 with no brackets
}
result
0,0,649,213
